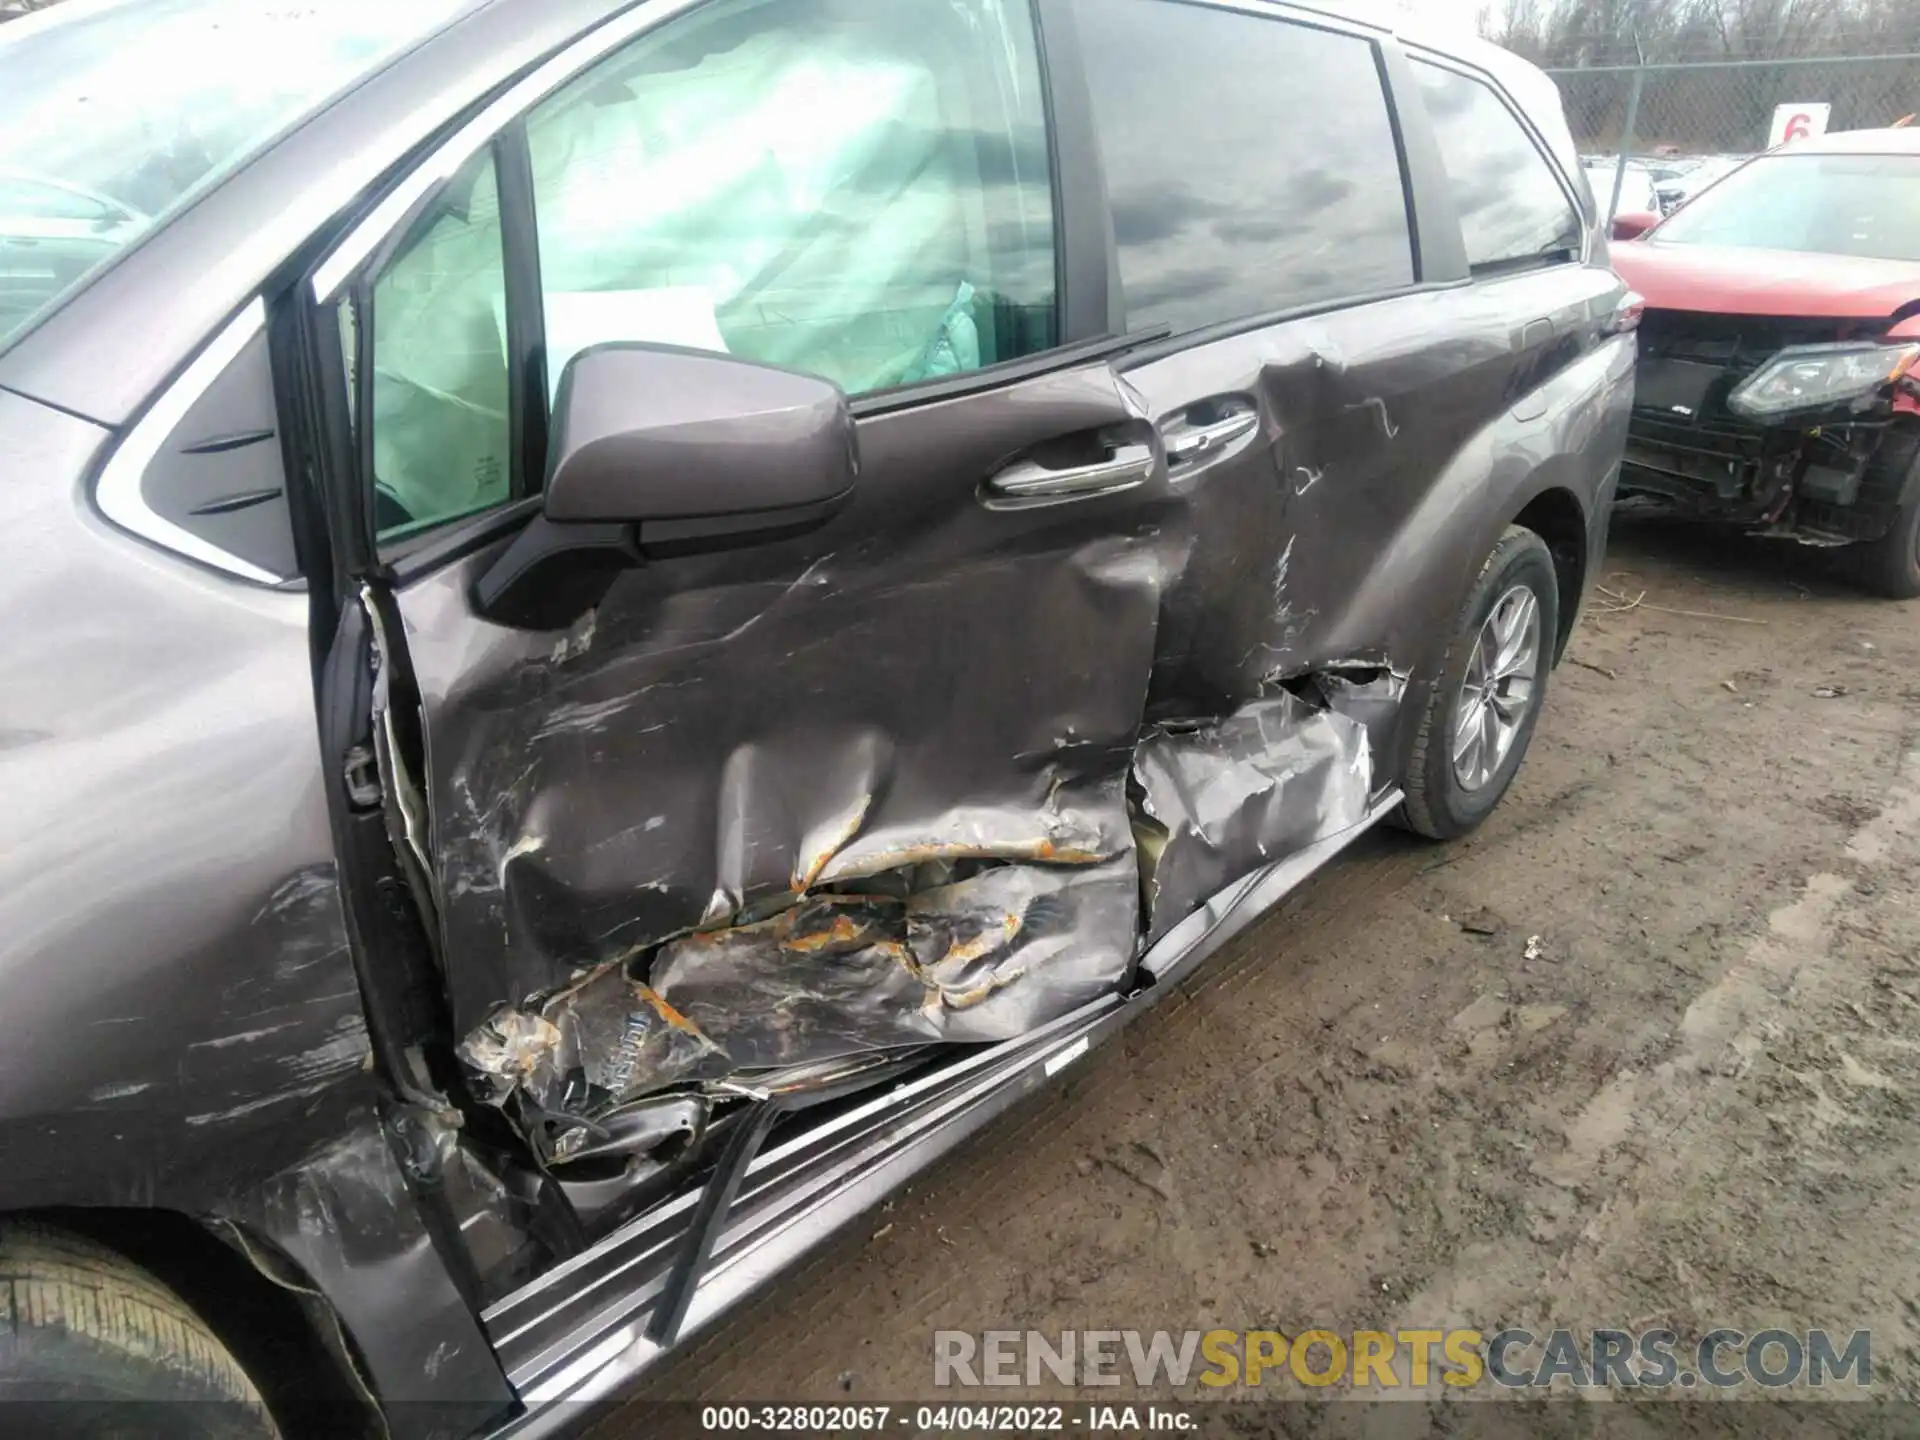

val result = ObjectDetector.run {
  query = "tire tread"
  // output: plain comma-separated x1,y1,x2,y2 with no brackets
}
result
1400,525,1554,840
1,1219,269,1415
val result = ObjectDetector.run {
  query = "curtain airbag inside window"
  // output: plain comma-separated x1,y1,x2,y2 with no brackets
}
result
528,20,985,394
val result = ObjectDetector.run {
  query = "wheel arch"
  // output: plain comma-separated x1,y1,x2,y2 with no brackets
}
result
14,1206,380,1440
1509,484,1590,663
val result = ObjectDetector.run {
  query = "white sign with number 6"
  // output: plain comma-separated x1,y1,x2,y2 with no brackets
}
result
1768,103,1831,148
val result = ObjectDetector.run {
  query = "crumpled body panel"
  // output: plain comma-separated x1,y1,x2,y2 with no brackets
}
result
460,972,730,1119
418,282,1631,1141
409,523,1162,1036
652,855,1139,1070
1132,694,1374,944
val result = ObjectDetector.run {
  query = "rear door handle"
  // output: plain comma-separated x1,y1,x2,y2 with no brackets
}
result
982,442,1155,508
1164,409,1259,465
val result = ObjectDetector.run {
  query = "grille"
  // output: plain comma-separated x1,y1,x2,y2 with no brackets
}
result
1636,310,1857,373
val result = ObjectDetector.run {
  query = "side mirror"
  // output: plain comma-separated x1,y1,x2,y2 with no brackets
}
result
1610,210,1661,242
477,345,857,629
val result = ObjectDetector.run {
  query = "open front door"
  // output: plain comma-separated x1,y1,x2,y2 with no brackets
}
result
318,0,1174,1183
397,356,1169,1118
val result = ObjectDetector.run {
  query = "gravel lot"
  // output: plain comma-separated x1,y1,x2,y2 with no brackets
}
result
602,517,1920,1433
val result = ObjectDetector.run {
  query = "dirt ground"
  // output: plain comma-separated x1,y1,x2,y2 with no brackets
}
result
600,518,1920,1434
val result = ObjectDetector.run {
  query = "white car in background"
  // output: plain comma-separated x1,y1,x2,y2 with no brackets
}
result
1583,157,1662,218
1584,153,1753,220
0,173,146,331
1654,153,1747,211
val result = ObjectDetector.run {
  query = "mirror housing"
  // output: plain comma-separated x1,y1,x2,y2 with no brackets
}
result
1610,210,1661,242
477,345,857,629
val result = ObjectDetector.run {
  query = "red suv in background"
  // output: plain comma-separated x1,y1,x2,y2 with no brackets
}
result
1609,128,1920,596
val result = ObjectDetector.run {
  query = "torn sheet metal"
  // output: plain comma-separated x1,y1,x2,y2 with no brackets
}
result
405,511,1168,1037
1304,664,1409,768
459,967,731,1160
649,856,1139,1074
1132,692,1373,944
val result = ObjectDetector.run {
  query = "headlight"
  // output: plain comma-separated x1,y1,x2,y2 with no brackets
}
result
1727,341,1920,419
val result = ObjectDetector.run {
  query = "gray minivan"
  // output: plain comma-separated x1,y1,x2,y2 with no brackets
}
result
0,0,1633,1434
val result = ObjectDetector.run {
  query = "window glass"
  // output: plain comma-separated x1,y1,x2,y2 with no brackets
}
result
0,0,476,354
1414,62,1582,271
1075,1,1413,335
0,178,116,222
525,0,1057,399
1652,153,1920,263
366,148,511,540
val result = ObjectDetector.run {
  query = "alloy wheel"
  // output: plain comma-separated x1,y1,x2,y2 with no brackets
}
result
1452,584,1542,793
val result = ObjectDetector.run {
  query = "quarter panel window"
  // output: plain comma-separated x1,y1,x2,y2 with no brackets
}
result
1413,62,1582,272
1074,0,1414,335
524,0,1058,399
133,324,299,582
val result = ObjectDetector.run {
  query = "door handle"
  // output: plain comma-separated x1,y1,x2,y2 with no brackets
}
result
1164,410,1259,465
982,443,1154,507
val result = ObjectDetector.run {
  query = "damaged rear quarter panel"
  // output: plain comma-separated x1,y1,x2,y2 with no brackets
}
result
1122,268,1632,723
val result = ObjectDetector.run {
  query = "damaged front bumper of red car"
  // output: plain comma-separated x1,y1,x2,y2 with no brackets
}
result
1620,319,1920,543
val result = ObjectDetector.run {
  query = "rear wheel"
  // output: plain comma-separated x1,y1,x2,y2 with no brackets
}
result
0,1219,279,1439
1400,526,1559,840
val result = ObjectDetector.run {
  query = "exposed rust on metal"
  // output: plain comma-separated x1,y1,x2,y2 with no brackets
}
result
931,964,1029,1012
639,986,708,1038
925,910,1024,970
824,836,1113,882
790,796,876,895
779,909,870,955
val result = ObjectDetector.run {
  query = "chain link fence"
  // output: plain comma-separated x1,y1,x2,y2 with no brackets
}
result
1548,54,1920,217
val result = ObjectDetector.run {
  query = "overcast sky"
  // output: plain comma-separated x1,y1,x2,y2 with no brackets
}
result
1359,0,1492,40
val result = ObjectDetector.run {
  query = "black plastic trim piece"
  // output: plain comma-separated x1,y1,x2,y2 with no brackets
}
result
268,288,342,677
179,428,276,456
389,495,544,589
1378,37,1474,286
471,514,639,629
849,328,1171,419
495,120,551,500
1034,0,1115,345
644,1104,779,1349
1378,39,1472,285
188,487,284,516
315,602,445,1074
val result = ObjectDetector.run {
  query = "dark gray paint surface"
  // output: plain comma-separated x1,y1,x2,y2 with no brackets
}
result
226,1118,516,1432
0,386,505,1424
545,345,858,524
401,360,1172,1039
0,389,372,1207
0,0,1634,1430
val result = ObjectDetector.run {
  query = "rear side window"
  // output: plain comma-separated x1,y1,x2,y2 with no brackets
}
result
1413,62,1582,273
1075,0,1414,335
